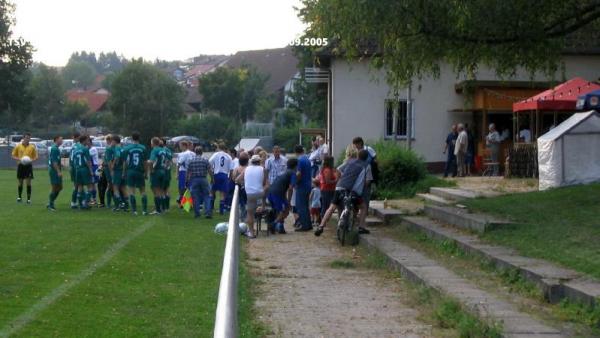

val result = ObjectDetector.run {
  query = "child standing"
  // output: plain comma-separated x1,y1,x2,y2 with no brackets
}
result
309,180,321,226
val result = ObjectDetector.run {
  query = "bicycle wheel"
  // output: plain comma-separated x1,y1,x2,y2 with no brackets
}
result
338,209,349,246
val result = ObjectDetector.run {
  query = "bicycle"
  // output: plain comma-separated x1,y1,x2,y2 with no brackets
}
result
336,190,360,246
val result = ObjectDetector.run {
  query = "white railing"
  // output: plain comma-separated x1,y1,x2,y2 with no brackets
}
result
214,185,240,338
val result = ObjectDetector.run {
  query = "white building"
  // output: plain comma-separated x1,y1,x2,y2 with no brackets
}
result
319,53,600,171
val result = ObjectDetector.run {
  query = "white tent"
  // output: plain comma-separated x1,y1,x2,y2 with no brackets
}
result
538,110,600,190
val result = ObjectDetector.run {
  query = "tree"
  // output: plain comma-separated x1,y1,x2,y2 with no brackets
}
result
63,100,88,124
28,64,65,128
109,60,184,140
62,60,97,89
173,115,241,146
299,0,600,88
98,51,125,74
198,65,270,122
0,0,34,124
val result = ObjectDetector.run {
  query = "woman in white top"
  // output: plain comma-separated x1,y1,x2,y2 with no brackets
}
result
243,155,267,238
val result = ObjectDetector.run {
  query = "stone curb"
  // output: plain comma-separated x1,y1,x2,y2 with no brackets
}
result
424,204,512,233
402,216,600,307
360,232,564,337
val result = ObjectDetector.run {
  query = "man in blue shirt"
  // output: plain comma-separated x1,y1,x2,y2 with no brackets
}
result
294,145,313,231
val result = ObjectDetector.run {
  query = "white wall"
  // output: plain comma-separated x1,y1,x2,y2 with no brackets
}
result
331,55,600,163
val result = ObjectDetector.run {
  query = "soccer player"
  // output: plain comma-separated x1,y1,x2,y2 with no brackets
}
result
122,132,148,215
69,132,81,208
110,136,127,211
176,140,195,205
148,137,167,214
161,138,173,211
209,142,232,215
88,139,100,206
72,135,94,209
47,136,63,211
11,133,38,204
100,135,114,208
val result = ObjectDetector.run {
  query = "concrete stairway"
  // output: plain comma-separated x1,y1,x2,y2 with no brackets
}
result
361,232,564,337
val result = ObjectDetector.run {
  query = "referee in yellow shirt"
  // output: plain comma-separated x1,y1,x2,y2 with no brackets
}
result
11,133,38,203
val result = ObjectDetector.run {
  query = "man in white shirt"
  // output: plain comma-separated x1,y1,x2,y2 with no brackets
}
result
308,136,328,178
209,142,233,215
454,124,468,177
486,123,501,176
265,145,287,184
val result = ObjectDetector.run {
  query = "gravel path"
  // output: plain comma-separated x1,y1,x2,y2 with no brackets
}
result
245,224,432,338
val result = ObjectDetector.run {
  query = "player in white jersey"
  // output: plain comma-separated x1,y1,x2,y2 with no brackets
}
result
88,142,100,205
209,142,233,215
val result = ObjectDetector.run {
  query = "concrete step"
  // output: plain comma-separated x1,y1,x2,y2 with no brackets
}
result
416,193,453,207
424,204,511,233
366,216,384,227
429,187,479,201
372,207,403,225
402,216,600,307
361,232,564,337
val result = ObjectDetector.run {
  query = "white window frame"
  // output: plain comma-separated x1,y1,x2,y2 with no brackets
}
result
384,99,415,140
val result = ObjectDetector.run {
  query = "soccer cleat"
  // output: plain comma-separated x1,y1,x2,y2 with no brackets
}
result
17,197,22,203
132,211,138,216
47,205,56,212
98,203,105,208
142,211,148,216
26,200,31,204
149,211,161,215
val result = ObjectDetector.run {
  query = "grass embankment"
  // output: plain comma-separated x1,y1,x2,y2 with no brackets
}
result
464,183,600,280
0,169,254,336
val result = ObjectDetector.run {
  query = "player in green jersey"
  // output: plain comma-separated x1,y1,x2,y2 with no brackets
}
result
161,138,173,211
122,132,148,215
110,136,128,211
101,134,114,208
47,136,63,211
148,137,167,214
69,132,81,208
72,135,94,209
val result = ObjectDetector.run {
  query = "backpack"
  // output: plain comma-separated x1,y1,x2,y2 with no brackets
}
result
365,145,380,184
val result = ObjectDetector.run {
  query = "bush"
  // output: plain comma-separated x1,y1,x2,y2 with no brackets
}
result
372,140,427,186
172,115,241,147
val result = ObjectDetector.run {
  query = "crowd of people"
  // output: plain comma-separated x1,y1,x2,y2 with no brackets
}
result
11,132,379,240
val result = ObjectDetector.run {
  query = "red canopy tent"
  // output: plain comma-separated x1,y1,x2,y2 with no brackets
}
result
513,77,600,112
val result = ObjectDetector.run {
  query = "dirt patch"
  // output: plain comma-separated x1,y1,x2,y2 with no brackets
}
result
245,224,432,337
447,176,538,195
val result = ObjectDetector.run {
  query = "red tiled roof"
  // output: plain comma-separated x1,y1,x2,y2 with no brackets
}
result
185,64,216,78
66,89,110,113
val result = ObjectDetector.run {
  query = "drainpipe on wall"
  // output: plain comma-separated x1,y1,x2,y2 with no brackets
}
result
407,84,413,150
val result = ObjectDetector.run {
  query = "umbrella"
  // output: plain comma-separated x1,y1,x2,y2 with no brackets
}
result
576,89,600,111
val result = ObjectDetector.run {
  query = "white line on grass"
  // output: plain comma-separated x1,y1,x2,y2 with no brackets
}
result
0,220,157,337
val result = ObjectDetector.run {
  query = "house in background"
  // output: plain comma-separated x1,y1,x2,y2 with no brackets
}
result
316,50,600,171
224,46,299,107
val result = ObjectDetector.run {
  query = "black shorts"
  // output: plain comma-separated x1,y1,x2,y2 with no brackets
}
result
332,190,362,207
17,163,34,180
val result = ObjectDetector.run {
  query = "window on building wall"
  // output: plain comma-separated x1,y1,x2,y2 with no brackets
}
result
385,100,412,138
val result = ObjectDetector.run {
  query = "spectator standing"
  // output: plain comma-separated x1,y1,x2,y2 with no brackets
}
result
177,141,195,205
309,136,328,178
309,180,321,226
232,152,249,219
455,124,468,177
265,145,288,185
443,125,458,178
465,124,475,176
186,146,212,219
266,158,298,234
319,156,337,218
294,145,313,231
244,155,267,238
486,123,501,176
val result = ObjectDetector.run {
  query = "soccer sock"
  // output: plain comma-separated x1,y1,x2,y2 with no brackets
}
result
161,196,168,211
26,186,31,200
141,195,148,213
18,185,23,198
107,190,113,207
154,197,161,212
48,192,54,206
90,189,97,200
77,192,84,207
165,195,170,210
71,189,77,204
129,195,137,212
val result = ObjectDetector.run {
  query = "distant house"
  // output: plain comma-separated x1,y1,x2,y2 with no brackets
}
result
224,46,299,107
183,87,204,118
66,89,109,113
316,51,600,171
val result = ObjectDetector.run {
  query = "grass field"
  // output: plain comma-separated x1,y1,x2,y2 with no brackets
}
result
0,169,255,337
465,183,600,279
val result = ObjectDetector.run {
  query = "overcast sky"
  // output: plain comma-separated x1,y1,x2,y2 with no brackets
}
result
12,0,306,66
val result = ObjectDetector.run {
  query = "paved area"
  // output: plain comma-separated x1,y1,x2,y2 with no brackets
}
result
246,224,432,338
